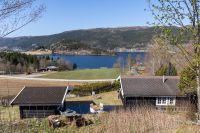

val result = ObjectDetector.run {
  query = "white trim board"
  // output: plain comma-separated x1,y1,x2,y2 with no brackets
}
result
61,86,69,105
10,86,26,105
119,75,124,98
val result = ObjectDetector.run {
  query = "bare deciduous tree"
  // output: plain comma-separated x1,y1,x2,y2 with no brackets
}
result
0,0,45,37
172,43,194,72
145,36,172,75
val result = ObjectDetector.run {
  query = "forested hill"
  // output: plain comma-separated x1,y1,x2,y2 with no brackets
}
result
0,26,161,50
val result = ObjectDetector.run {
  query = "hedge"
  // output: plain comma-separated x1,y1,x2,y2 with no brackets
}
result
72,81,120,96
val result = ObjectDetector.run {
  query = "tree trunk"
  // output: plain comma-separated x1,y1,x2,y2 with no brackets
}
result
196,75,200,122
196,38,200,121
196,44,200,121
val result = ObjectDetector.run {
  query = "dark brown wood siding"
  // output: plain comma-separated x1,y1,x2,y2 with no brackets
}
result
125,97,156,107
123,96,191,109
19,105,60,119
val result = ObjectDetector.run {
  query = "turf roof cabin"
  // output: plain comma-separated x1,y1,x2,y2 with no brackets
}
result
10,86,68,119
119,76,194,109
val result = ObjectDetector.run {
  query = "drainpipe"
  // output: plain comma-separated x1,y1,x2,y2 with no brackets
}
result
163,75,165,83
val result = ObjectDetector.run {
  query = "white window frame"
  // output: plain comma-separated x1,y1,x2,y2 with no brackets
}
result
156,97,176,106
157,97,162,104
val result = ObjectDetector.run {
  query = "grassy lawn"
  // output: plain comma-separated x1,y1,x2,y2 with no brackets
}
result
66,91,122,105
39,68,120,80
0,106,20,121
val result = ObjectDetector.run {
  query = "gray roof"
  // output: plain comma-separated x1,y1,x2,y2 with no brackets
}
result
10,87,67,106
121,76,180,97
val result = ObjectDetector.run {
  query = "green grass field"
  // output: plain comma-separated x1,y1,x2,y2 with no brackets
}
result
39,68,120,80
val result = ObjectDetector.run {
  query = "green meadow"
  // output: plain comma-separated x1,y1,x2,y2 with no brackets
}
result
39,68,120,80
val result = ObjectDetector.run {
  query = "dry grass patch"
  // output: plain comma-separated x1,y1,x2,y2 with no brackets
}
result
81,107,196,133
103,109,185,133
176,125,200,133
0,106,200,133
0,106,20,121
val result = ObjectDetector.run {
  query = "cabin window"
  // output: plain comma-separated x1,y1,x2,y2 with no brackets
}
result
158,98,162,104
162,98,166,104
156,97,175,106
169,98,173,104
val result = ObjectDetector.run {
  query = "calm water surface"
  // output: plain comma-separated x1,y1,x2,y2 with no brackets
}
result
65,101,122,114
50,52,145,69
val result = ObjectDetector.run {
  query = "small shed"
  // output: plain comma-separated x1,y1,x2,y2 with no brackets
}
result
10,86,68,119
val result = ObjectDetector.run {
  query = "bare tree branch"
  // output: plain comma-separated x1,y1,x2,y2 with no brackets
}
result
0,0,45,37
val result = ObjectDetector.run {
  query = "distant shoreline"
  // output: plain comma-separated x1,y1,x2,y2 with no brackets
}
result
22,50,147,56
114,50,147,53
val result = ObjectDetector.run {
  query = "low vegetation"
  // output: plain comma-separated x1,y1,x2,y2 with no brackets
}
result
85,107,198,133
72,81,120,96
0,105,199,132
39,68,120,80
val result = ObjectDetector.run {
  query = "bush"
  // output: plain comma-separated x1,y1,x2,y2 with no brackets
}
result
72,81,120,96
155,63,177,76
179,64,196,93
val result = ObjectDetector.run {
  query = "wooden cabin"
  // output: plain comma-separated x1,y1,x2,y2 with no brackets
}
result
10,86,68,119
119,76,195,109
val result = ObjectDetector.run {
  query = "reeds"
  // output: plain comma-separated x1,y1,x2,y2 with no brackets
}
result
83,105,198,133
102,107,186,133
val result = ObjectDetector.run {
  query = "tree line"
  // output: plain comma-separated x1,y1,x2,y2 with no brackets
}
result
0,52,76,74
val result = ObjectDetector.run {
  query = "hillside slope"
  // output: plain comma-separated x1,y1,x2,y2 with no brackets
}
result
0,26,186,51
0,26,156,50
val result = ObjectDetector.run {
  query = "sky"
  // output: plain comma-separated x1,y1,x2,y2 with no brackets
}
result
10,0,153,37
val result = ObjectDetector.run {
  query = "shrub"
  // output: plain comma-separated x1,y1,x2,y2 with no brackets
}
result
155,63,177,76
179,64,196,93
72,81,120,96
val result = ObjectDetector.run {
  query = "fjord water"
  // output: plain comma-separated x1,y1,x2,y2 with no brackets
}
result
50,52,145,69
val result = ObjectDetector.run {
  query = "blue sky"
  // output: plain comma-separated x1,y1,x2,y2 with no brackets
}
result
10,0,153,37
